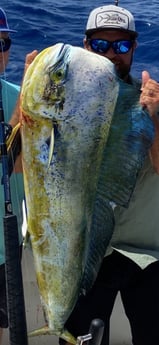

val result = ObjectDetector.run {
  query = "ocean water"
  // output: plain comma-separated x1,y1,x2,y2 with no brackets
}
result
1,0,159,84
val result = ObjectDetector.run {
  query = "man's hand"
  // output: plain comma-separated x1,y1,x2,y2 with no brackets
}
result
24,49,38,73
140,71,159,117
140,71,159,173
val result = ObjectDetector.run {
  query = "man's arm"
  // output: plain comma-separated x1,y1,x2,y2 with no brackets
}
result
140,71,159,174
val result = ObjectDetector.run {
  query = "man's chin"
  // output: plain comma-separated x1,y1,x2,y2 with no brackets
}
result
116,68,130,81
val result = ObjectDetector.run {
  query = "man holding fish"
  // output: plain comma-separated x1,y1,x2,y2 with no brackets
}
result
58,4,159,345
18,3,159,345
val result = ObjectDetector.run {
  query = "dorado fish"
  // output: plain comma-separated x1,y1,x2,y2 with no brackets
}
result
20,43,154,342
20,43,119,342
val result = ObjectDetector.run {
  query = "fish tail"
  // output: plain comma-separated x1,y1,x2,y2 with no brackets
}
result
28,325,76,344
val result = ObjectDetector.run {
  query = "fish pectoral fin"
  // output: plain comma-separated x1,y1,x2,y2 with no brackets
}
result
28,326,76,344
47,127,55,168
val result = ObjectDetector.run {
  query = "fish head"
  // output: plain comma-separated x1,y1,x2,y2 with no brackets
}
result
21,43,71,121
21,43,119,125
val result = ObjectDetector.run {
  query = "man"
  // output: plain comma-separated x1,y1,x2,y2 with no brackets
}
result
59,4,159,345
0,7,24,344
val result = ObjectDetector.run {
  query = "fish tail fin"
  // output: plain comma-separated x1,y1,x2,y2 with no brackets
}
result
28,325,76,344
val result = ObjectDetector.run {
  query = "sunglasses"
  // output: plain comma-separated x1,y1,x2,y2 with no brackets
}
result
0,38,12,52
88,39,134,54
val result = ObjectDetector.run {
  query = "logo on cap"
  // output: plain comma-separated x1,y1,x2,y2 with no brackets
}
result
96,10,129,30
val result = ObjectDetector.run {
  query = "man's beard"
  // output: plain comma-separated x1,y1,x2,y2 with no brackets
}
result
116,64,131,80
112,54,133,81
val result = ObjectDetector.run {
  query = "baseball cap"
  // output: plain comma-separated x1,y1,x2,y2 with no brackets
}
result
85,5,138,38
0,7,17,32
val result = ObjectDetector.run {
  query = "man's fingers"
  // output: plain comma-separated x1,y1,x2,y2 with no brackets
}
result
141,71,150,91
24,50,38,74
25,50,38,65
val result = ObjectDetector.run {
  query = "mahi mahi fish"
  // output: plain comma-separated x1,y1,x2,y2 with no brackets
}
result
19,43,154,342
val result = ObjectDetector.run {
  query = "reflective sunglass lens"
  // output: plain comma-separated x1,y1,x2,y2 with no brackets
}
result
89,39,133,54
90,39,110,53
115,41,132,54
0,38,12,52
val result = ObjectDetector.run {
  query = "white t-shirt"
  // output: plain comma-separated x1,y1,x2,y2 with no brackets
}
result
108,157,159,268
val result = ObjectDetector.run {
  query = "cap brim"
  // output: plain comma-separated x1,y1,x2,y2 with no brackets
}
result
85,27,138,38
0,28,17,33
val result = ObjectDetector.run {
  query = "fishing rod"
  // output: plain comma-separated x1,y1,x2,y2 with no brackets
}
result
0,89,28,345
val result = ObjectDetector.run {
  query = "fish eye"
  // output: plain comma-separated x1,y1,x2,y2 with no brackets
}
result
56,70,63,77
49,65,66,84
